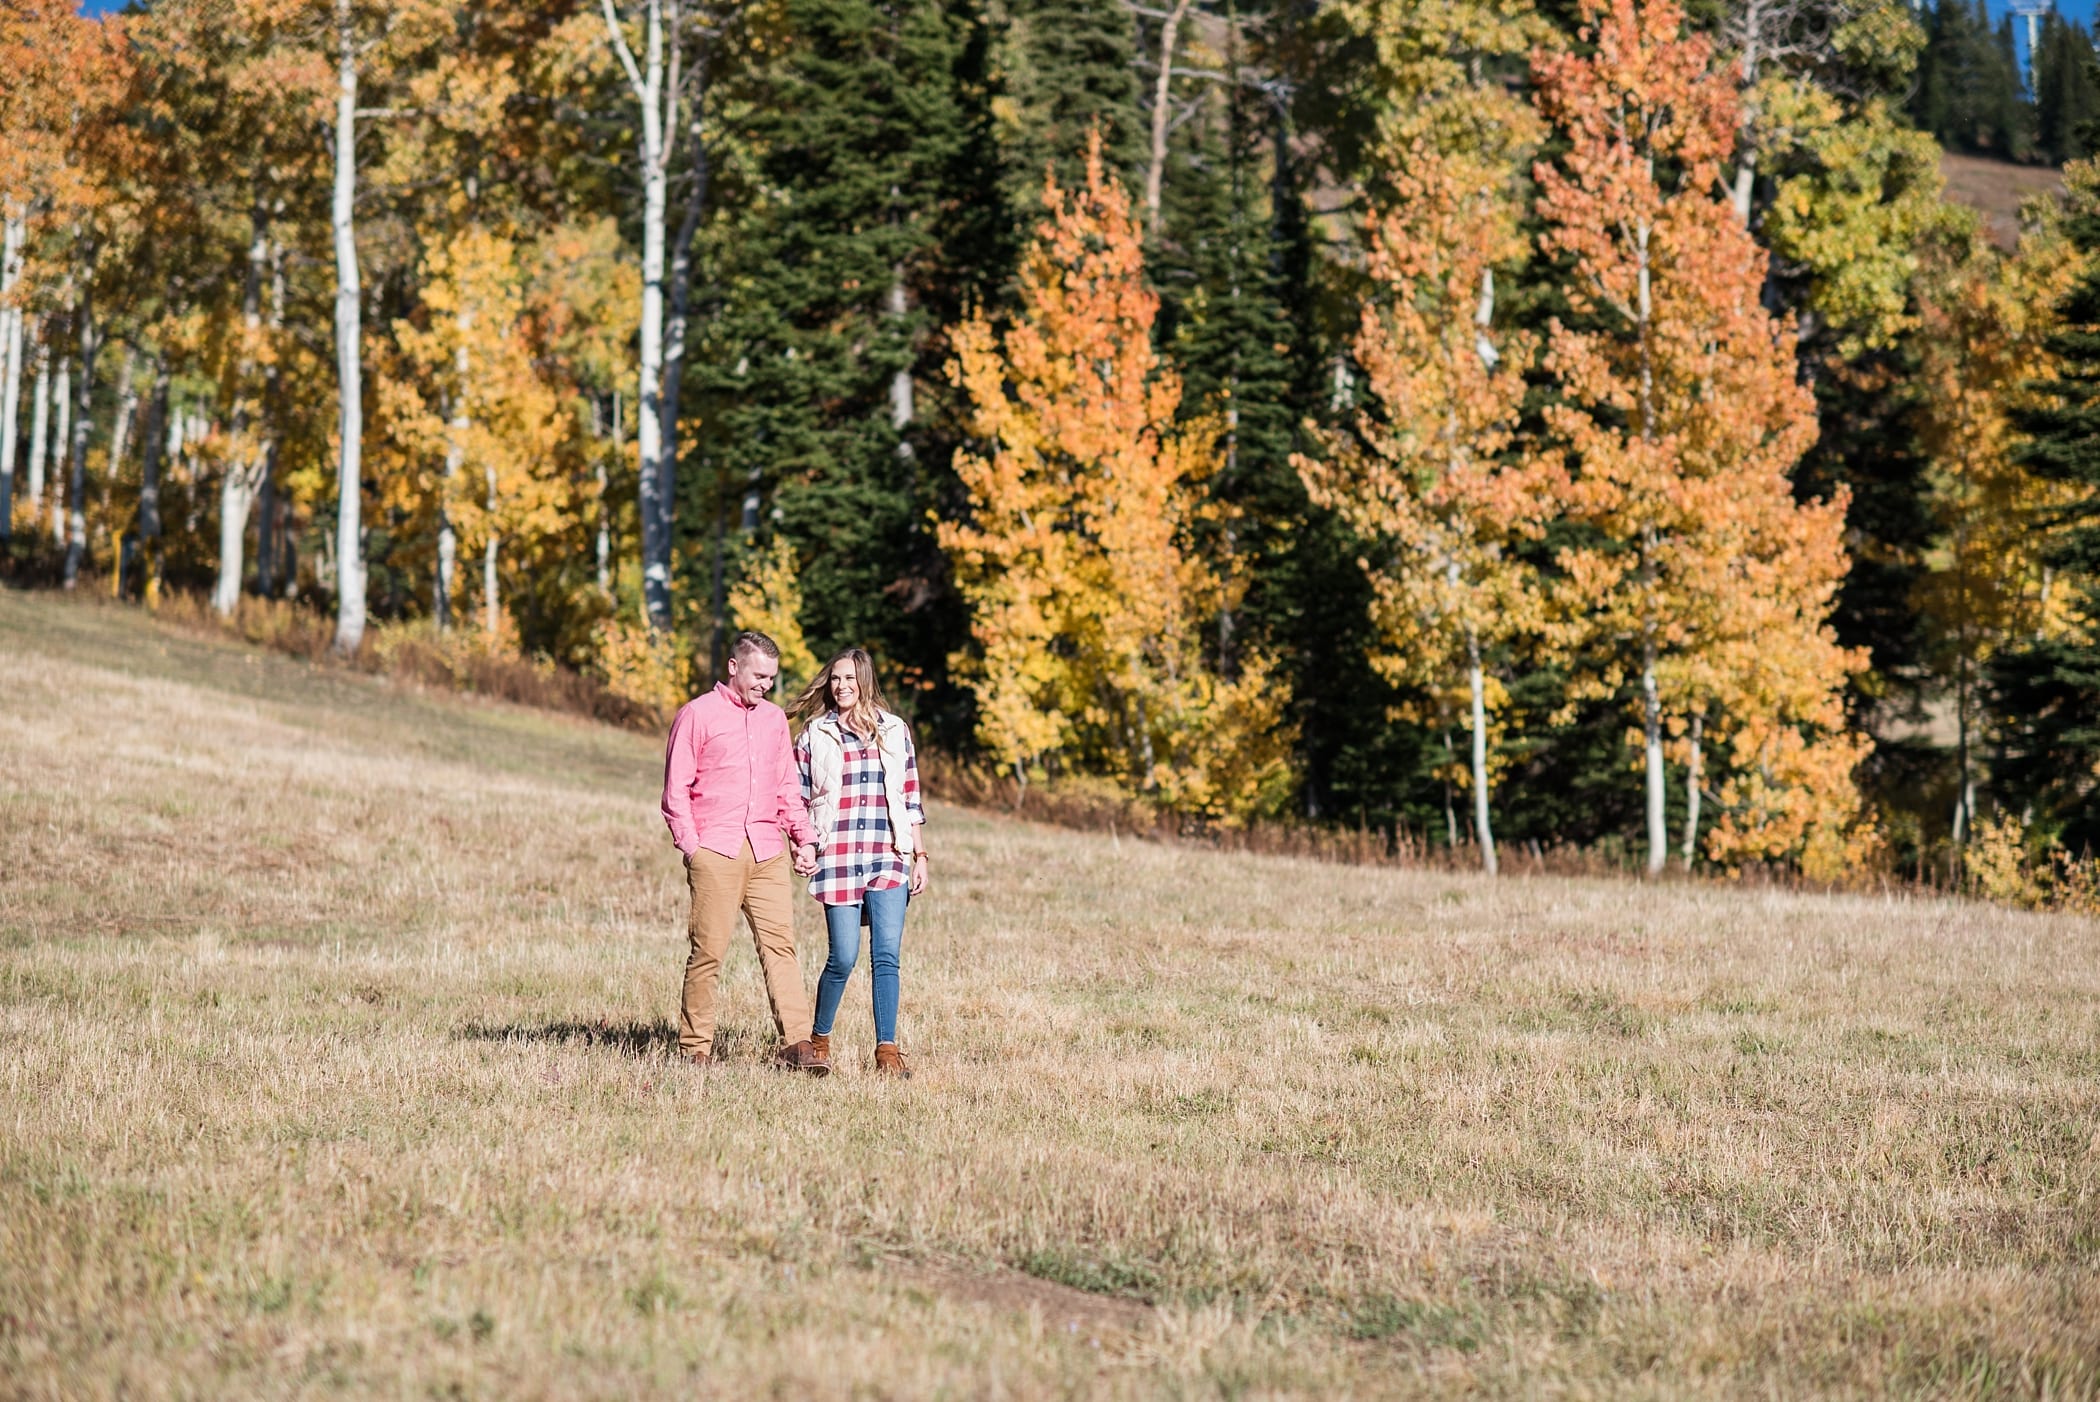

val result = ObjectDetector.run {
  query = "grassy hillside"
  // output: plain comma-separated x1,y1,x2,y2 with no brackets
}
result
1941,154,2069,249
2,589,2097,1399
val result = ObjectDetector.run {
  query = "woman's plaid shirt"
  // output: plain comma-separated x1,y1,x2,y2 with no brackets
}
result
795,715,926,906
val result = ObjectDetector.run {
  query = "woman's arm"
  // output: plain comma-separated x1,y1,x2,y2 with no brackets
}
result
901,722,929,893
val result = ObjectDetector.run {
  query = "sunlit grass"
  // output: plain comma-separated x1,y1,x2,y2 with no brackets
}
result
2,589,2097,1398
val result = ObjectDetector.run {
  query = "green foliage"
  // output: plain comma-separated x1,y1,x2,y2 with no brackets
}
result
989,0,1144,211
686,0,971,702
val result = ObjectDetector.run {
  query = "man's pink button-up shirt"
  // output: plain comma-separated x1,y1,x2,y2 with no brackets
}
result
661,684,816,861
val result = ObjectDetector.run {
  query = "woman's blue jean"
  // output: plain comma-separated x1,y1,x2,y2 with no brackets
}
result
813,882,907,1045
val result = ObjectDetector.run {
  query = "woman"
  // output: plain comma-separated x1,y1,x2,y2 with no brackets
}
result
789,648,928,1078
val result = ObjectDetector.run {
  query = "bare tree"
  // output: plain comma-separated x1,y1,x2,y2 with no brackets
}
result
1142,0,1195,238
1719,0,1862,225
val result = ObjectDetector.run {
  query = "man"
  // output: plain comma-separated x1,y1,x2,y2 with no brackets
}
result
661,630,828,1073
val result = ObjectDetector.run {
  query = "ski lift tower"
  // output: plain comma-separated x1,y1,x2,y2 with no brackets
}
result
2010,0,2055,97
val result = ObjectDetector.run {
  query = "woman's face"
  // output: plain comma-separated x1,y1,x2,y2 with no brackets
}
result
830,660,861,711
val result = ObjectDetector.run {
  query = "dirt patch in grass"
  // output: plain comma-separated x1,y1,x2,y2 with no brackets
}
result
903,1258,1156,1337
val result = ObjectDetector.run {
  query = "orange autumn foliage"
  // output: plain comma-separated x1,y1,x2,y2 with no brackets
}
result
940,134,1293,823
1532,0,1871,876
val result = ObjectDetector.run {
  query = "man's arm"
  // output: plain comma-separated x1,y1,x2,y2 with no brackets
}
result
775,717,817,848
661,703,703,857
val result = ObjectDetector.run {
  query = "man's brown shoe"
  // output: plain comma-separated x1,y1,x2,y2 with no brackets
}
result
874,1042,913,1079
808,1033,832,1073
686,1048,712,1068
775,1040,831,1076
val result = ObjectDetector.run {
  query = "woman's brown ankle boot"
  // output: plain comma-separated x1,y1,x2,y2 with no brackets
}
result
874,1042,913,1079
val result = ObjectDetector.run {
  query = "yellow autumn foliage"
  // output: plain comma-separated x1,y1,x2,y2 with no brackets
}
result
939,133,1294,824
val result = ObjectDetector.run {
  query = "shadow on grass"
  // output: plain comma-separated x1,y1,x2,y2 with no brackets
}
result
455,1018,781,1063
457,1018,681,1059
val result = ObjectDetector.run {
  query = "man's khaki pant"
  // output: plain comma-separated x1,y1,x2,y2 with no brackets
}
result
680,841,812,1058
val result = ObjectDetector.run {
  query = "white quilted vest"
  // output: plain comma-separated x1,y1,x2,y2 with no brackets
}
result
804,710,918,855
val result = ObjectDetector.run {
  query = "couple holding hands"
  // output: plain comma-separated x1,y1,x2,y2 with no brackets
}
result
660,630,927,1078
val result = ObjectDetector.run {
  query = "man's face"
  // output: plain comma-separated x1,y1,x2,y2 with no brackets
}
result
725,649,779,707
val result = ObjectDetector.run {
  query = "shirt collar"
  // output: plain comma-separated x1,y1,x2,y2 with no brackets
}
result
714,681,757,711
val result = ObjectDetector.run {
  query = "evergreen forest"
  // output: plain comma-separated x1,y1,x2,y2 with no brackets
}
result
9,0,2100,882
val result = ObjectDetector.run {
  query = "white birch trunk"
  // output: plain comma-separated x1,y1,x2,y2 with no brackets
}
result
62,290,97,589
888,268,914,450
597,389,618,593
1466,265,1499,876
1729,0,1763,226
215,214,271,616
1443,731,1460,850
214,474,257,614
483,461,500,636
106,344,136,494
1681,711,1704,868
254,239,286,596
602,0,672,631
1143,0,1193,238
49,357,68,545
0,209,24,538
1643,643,1666,875
139,363,166,544
331,0,367,654
436,314,470,630
436,511,458,626
1634,208,1667,877
1468,632,1498,876
102,346,136,596
26,341,49,525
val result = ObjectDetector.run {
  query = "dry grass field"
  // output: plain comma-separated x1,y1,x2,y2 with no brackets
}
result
3,589,2098,1399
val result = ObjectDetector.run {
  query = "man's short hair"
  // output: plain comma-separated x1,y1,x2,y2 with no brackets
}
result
731,630,780,663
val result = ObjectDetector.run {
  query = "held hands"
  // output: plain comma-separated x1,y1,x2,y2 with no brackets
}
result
792,842,819,877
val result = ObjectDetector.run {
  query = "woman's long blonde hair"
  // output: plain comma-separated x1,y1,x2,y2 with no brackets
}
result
787,647,891,737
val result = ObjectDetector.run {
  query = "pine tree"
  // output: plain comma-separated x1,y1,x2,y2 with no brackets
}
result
2034,16,2100,164
990,0,1143,215
1912,0,2031,160
1157,33,1299,679
1989,168,2100,847
693,0,966,678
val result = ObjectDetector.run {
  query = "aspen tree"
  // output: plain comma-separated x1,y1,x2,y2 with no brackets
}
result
942,135,1292,820
1533,0,1860,874
1298,146,1558,873
598,0,722,633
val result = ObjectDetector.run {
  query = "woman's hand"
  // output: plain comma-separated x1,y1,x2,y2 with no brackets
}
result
909,851,928,895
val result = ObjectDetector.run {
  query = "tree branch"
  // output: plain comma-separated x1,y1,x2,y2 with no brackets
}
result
599,0,649,101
